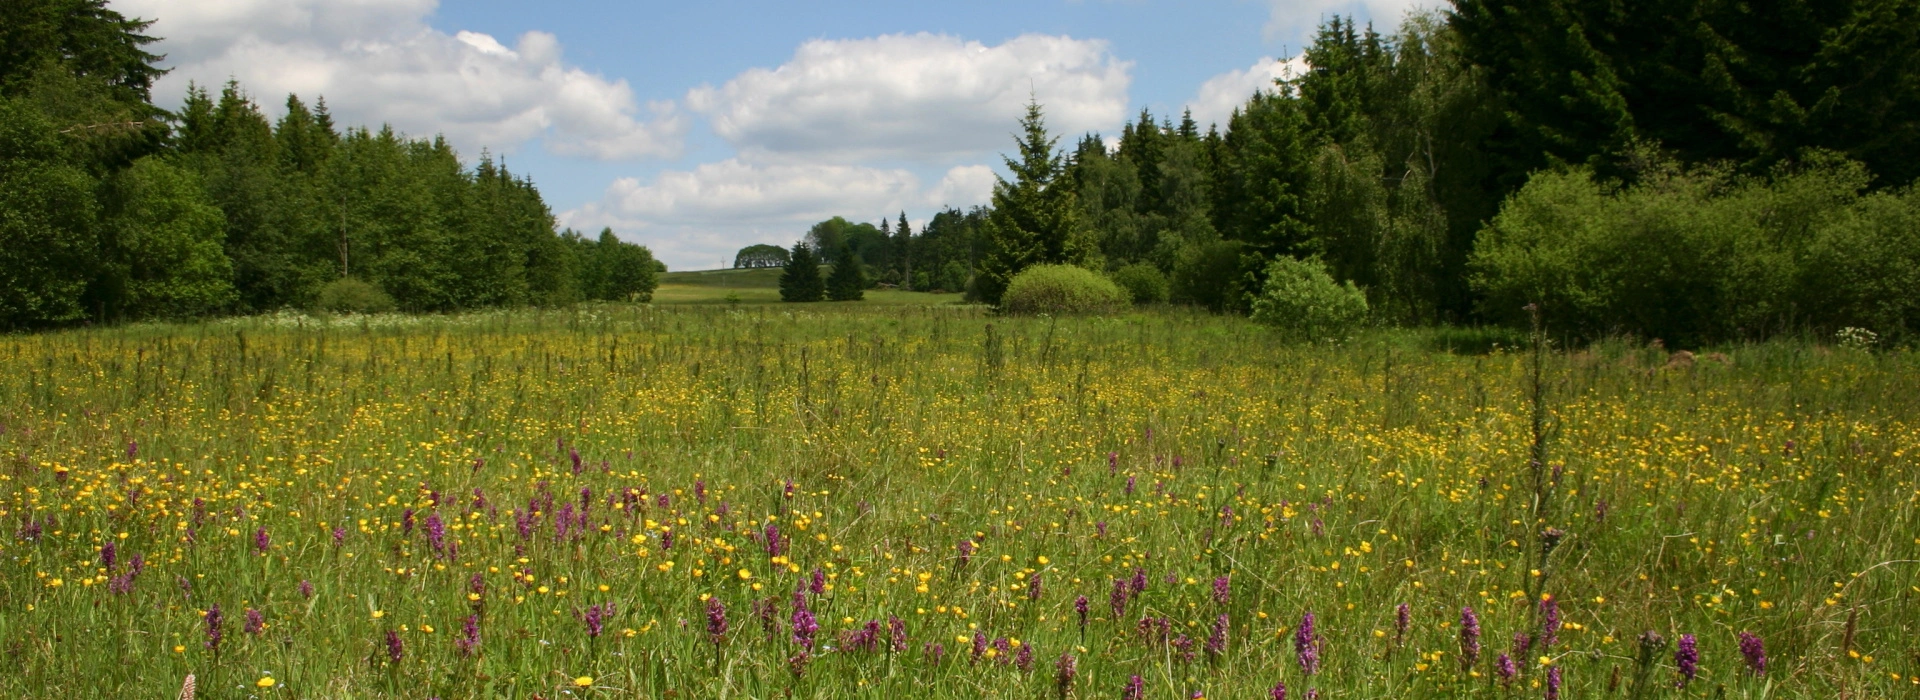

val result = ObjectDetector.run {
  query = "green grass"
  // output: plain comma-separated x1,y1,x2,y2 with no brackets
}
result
655,267,968,306
0,306,1914,698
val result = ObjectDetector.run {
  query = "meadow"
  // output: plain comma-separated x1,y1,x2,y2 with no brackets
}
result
0,304,1915,699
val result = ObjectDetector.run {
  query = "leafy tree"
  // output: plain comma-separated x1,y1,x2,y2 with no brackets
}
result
976,100,1084,305
0,97,97,327
733,244,789,268
779,242,825,302
826,242,867,301
98,157,235,318
1250,255,1371,341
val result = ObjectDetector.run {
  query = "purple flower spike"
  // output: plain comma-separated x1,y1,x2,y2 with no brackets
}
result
203,603,223,651
1539,595,1561,648
1294,611,1320,676
705,597,728,643
1027,571,1043,601
1545,665,1562,700
456,614,481,657
1459,606,1482,669
1269,680,1287,700
1206,614,1229,658
1674,633,1698,687
385,629,404,664
1394,603,1410,643
1496,653,1517,684
244,608,264,635
1075,595,1089,631
1212,575,1230,605
1738,631,1766,675
253,527,270,555
1055,653,1078,696
1121,674,1145,700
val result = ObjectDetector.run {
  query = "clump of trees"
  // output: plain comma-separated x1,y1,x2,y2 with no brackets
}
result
733,244,788,268
0,0,659,329
780,2,1919,343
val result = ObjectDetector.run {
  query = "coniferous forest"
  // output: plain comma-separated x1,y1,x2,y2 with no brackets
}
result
7,0,1920,344
0,0,659,329
767,4,1920,345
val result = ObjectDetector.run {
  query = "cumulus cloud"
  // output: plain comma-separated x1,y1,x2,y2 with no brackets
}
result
116,0,684,159
1263,0,1443,39
686,33,1132,163
1185,55,1309,129
561,160,996,269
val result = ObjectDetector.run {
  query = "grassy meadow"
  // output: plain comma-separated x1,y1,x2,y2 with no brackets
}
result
655,268,965,306
0,304,1915,699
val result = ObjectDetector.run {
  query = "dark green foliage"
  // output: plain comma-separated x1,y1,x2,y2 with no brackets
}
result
826,243,867,301
97,157,234,318
1110,263,1170,305
1470,154,1920,344
733,244,789,269
312,277,395,314
779,242,825,302
999,264,1127,314
573,228,661,302
976,101,1085,305
1170,239,1251,312
1451,0,1920,184
0,97,97,327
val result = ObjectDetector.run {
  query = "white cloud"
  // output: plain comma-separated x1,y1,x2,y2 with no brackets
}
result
561,160,996,270
1185,55,1309,129
116,0,683,160
686,33,1132,163
1263,0,1442,39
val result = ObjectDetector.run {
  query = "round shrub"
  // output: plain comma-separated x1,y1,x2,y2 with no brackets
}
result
1000,264,1127,315
1111,263,1170,305
1250,256,1368,340
314,277,396,314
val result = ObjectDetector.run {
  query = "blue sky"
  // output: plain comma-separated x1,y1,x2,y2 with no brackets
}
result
119,0,1433,269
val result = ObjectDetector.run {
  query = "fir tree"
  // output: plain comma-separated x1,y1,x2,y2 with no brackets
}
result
826,242,866,301
975,99,1082,305
779,242,824,302
895,211,913,290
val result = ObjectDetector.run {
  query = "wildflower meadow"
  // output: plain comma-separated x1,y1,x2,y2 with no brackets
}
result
0,306,1915,698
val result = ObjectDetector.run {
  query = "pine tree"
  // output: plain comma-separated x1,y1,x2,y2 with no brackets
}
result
826,242,866,301
779,242,824,302
895,211,913,290
975,99,1082,305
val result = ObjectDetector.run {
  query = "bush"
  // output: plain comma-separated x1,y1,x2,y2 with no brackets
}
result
1171,239,1249,312
1000,264,1127,314
314,277,396,314
1111,263,1169,305
1470,155,1920,344
1250,256,1369,340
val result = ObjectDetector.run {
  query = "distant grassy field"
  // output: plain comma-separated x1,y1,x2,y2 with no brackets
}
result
655,267,966,306
1,306,1915,698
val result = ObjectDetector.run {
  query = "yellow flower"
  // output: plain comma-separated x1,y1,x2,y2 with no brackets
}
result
574,676,593,687
256,677,276,688
737,568,752,580
371,610,385,619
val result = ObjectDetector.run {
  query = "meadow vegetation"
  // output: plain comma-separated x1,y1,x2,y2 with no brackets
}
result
0,305,1914,698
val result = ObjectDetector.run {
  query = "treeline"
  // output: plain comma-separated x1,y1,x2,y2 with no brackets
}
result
759,4,1920,343
0,0,658,330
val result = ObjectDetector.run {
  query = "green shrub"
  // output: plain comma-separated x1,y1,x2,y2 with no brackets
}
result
1171,239,1248,312
1111,263,1169,305
1250,256,1369,340
1470,155,1920,344
1000,264,1127,314
314,277,396,314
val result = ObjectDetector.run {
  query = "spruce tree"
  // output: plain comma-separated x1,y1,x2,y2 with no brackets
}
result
826,242,866,301
779,242,824,302
895,211,913,290
975,99,1082,305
